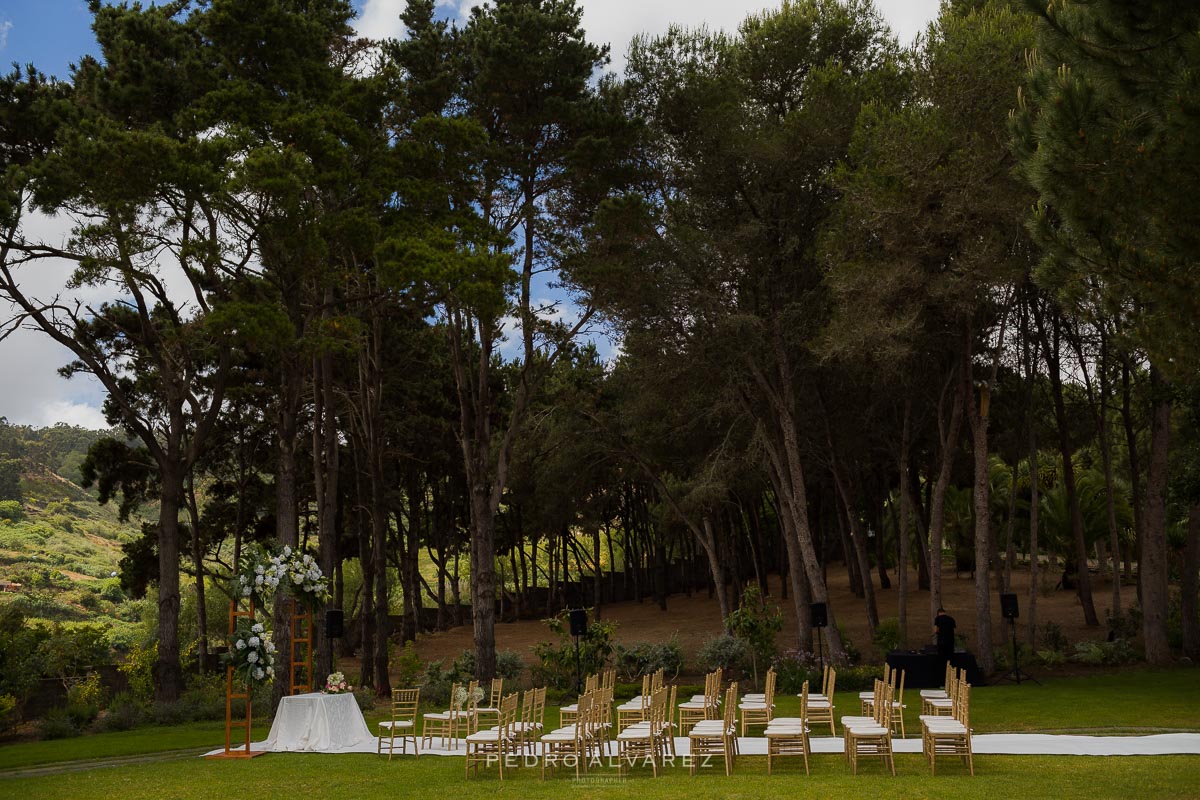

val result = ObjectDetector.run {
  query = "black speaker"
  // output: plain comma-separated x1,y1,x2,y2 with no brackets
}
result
810,602,828,629
568,608,588,637
1000,593,1019,620
325,608,344,638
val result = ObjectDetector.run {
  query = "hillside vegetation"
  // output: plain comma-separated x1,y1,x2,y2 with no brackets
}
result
0,421,148,647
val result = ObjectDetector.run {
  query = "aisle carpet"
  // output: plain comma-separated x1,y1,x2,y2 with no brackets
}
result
204,732,1200,758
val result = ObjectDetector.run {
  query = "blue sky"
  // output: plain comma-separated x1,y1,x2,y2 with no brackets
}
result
0,0,939,428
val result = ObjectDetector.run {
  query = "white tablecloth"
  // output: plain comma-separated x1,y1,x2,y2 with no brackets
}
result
264,692,375,752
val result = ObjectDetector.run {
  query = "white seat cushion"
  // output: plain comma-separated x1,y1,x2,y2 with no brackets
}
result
378,720,414,729
848,725,889,736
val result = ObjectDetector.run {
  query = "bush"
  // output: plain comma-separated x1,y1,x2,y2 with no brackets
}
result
772,649,822,694
725,585,783,689
835,623,861,665
530,613,616,690
614,639,684,682
1040,621,1068,654
834,665,884,693
420,660,453,707
392,641,423,689
1071,638,1139,666
353,687,375,713
38,707,81,739
119,641,156,703
1036,649,1067,666
0,693,17,733
178,673,225,722
496,650,526,683
96,692,145,732
872,618,903,656
697,634,747,676
0,500,24,522
1106,606,1141,641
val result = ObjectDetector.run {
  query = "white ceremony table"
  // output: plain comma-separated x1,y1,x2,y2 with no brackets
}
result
263,692,375,753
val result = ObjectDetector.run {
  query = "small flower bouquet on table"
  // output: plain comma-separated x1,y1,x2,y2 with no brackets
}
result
324,671,353,695
221,621,276,686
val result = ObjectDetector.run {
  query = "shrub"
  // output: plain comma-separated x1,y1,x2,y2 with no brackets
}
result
1071,638,1139,666
697,634,747,676
38,707,80,739
0,500,24,522
420,660,453,706
392,641,423,689
835,664,884,692
872,618,903,656
353,687,375,713
119,641,156,703
725,585,783,689
1036,649,1067,666
149,701,188,726
836,623,862,665
178,673,225,722
772,649,822,694
496,650,526,683
1106,606,1141,641
530,613,616,690
68,671,107,710
614,639,684,682
1040,621,1068,654
96,692,144,732
0,693,17,732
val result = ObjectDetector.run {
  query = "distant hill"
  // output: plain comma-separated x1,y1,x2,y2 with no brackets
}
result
0,420,148,647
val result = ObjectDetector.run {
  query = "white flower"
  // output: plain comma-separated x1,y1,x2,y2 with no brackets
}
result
266,666,275,677
265,641,276,654
242,586,252,596
248,636,260,648
282,545,292,556
255,575,264,586
236,639,246,650
251,623,264,634
254,668,264,680
247,651,259,664
255,564,264,575
292,573,304,584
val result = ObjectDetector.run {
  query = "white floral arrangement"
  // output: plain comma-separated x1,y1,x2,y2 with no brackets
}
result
277,546,331,612
453,685,485,709
324,671,353,694
232,545,329,612
221,621,276,686
234,546,284,609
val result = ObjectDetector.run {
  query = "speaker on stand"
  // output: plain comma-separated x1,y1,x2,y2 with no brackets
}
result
996,592,1038,685
569,609,588,694
810,602,828,673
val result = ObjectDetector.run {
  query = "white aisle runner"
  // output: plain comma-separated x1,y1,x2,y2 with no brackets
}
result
204,732,1200,758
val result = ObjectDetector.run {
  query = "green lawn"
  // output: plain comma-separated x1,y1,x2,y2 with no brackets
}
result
1,668,1198,797
6,753,1200,800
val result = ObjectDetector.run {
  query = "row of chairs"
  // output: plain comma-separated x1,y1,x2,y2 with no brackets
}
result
920,669,974,775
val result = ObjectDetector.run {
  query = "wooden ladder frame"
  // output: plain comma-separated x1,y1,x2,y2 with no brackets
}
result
207,599,266,759
290,598,313,695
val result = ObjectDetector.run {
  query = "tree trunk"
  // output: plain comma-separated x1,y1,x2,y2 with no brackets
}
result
1182,503,1200,660
966,372,995,674
898,402,912,647
154,467,184,704
1140,367,1173,665
929,372,966,624
185,478,208,674
272,352,303,709
313,324,339,681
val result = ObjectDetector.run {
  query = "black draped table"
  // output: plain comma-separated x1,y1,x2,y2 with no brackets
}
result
886,649,985,688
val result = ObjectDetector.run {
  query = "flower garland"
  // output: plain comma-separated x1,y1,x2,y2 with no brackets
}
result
279,546,331,612
221,620,276,686
233,545,329,612
323,671,353,694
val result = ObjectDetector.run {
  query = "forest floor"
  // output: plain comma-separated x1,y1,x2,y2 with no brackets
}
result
403,561,1131,673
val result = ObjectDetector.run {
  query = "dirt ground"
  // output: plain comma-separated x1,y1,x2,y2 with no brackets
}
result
404,561,1127,675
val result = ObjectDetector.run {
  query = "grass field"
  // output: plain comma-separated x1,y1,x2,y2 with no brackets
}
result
1,668,1198,798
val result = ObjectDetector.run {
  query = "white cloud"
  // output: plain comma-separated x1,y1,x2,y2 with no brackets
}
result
35,400,109,430
354,0,408,42
0,21,11,52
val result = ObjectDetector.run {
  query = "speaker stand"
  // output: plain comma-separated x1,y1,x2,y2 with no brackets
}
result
995,617,1039,685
